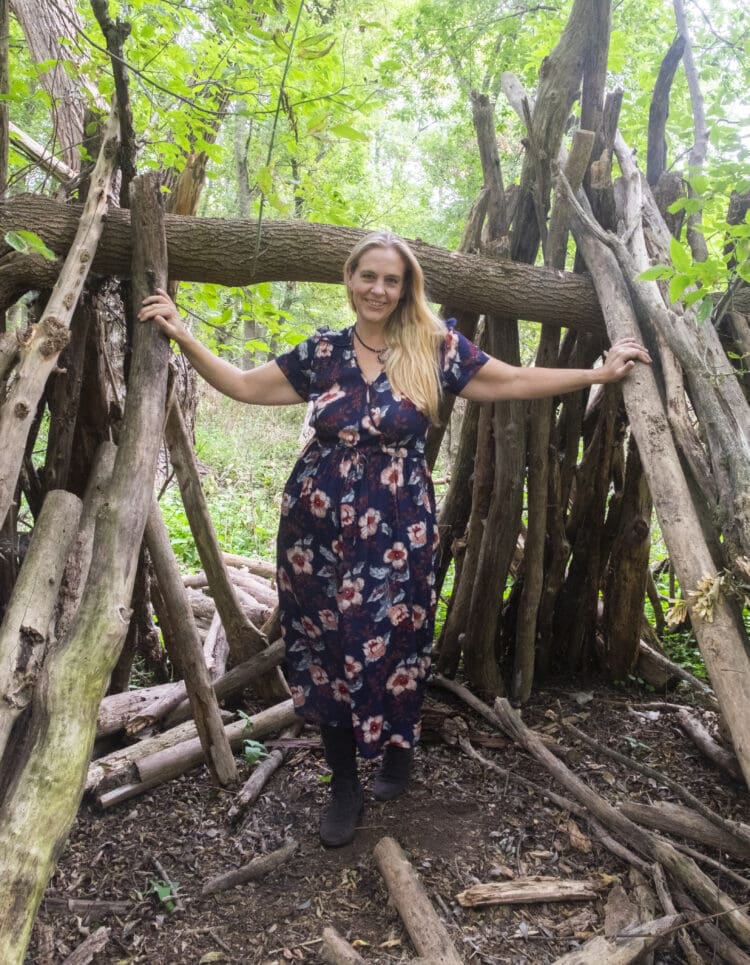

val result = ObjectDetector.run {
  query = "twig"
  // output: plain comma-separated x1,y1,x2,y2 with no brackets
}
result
151,856,183,912
202,839,298,896
559,715,750,850
651,862,703,965
60,927,110,965
673,840,750,892
89,0,137,205
208,929,233,954
671,888,750,965
229,721,303,826
44,896,131,916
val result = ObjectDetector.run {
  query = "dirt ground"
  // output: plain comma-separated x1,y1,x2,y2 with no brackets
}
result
28,681,750,964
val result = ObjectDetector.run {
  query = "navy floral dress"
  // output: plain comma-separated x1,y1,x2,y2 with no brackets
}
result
275,323,488,758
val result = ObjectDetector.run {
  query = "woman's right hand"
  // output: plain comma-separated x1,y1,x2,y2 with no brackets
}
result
138,288,189,342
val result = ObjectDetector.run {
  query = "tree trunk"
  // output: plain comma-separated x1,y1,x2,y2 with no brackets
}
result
0,171,170,964
8,0,91,171
602,436,653,678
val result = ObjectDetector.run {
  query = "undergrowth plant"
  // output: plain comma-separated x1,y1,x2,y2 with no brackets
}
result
161,390,305,570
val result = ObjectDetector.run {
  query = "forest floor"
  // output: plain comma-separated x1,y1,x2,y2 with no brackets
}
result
28,680,747,965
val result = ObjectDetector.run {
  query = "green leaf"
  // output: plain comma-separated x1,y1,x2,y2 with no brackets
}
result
638,265,672,281
668,197,702,215
669,237,692,273
682,288,705,308
330,123,370,142
242,739,268,765
256,165,273,196
4,230,57,261
668,274,692,303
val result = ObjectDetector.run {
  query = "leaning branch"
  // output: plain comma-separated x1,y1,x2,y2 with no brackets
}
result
0,100,121,526
8,122,77,184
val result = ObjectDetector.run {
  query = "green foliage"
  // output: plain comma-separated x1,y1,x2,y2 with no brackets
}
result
146,878,181,912
159,398,304,572
242,739,269,766
662,632,708,681
3,230,57,260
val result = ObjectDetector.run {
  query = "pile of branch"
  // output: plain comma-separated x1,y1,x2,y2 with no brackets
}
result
433,677,750,963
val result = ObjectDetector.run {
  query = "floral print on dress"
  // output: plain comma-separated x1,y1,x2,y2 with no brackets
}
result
275,321,488,758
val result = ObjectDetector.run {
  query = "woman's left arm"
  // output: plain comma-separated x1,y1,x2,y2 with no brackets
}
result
459,337,651,403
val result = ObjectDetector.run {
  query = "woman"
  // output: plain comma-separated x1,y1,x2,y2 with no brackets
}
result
139,232,650,848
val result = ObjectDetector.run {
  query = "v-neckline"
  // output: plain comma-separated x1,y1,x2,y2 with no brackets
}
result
350,327,387,386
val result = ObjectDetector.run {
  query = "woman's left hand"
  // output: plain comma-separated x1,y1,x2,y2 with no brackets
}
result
600,337,652,383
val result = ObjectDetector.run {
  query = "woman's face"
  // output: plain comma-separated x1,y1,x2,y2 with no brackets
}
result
347,247,406,328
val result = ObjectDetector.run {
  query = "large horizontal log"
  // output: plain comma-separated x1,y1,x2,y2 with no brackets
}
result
0,194,606,333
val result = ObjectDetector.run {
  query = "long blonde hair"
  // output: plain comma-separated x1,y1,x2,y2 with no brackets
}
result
344,232,446,424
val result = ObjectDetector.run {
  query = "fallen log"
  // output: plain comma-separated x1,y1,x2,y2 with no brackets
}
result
0,194,608,333
619,800,750,862
201,838,297,896
456,878,600,907
222,552,276,581
320,927,366,965
128,635,285,735
87,711,224,796
43,897,131,916
136,698,296,785
373,836,462,965
230,572,277,610
98,699,297,806
163,636,286,728
676,708,742,780
187,586,215,633
551,914,685,964
0,491,81,759
96,681,180,737
637,642,718,708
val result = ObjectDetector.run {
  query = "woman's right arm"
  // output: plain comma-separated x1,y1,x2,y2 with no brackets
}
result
138,289,304,406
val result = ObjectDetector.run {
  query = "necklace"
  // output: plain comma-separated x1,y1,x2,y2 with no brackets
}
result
354,326,389,365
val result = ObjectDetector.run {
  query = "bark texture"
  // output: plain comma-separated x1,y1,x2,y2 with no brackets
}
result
0,171,170,965
0,195,606,333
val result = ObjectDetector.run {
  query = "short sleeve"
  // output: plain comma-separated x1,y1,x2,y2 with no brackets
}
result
274,336,317,401
440,320,489,395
